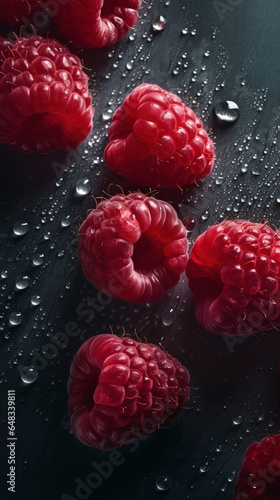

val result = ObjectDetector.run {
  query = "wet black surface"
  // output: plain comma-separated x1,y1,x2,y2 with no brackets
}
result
1,1,280,499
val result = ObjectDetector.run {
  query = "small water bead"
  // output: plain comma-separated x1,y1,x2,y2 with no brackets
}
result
75,178,91,196
55,177,64,188
102,109,113,121
232,415,243,426
199,464,209,473
43,231,51,240
20,366,38,384
15,275,30,290
9,312,23,326
1,270,8,279
204,51,210,57
31,295,42,307
181,28,188,35
227,471,236,483
126,61,134,70
152,16,166,32
190,29,196,36
13,221,29,236
252,165,262,176
215,176,224,185
60,216,71,228
162,308,176,326
213,100,240,125
32,254,44,267
201,211,210,221
156,476,171,491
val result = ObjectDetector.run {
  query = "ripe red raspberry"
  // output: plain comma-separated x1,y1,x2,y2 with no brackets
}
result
186,220,280,335
68,333,190,450
78,192,189,303
0,0,40,26
0,35,93,152
53,0,141,49
104,83,215,189
234,434,280,500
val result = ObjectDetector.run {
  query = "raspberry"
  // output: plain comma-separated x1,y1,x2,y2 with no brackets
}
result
0,0,40,26
104,83,215,189
0,35,93,152
53,0,142,49
68,333,190,450
186,220,280,335
78,192,188,303
234,434,280,500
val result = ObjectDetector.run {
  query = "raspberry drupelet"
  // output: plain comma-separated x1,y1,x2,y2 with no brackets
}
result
104,83,215,189
53,0,142,49
78,192,189,303
68,334,190,450
234,434,280,499
186,220,280,335
0,35,93,152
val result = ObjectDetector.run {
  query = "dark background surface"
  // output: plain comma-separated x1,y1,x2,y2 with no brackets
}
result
1,1,280,499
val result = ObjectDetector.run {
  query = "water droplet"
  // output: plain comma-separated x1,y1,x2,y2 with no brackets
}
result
1,270,8,279
31,295,42,307
20,366,38,384
252,165,262,176
13,221,29,236
126,61,134,70
55,177,64,188
215,176,224,185
9,312,23,326
199,464,209,473
102,109,113,121
190,29,196,36
227,471,236,482
156,475,171,491
60,216,71,228
75,178,91,196
162,308,176,326
204,51,210,57
152,16,166,32
213,100,240,125
32,254,44,267
181,28,188,35
201,211,210,221
15,275,30,291
232,415,243,426
257,412,265,422
182,217,196,231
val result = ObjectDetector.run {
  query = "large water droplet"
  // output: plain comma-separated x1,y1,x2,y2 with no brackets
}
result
75,178,91,196
156,475,171,491
20,366,38,384
15,275,30,291
152,16,166,32
213,100,240,125
9,312,23,326
13,221,29,236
